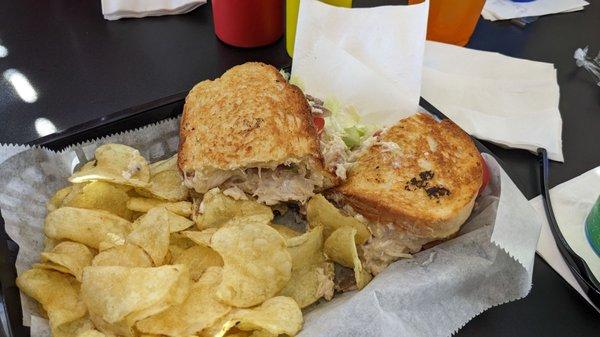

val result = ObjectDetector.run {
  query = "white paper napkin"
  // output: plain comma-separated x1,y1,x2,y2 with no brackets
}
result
422,41,564,161
101,0,206,21
291,0,429,127
530,167,600,312
482,0,589,21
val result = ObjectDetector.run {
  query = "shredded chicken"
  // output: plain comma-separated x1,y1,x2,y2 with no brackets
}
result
315,263,335,301
320,134,353,180
378,141,402,169
228,166,324,205
337,204,417,275
306,95,331,116
184,164,323,205
361,221,437,275
319,131,404,180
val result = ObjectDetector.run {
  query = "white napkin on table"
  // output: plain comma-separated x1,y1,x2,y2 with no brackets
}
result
529,167,600,312
101,0,206,21
422,41,564,161
482,0,589,21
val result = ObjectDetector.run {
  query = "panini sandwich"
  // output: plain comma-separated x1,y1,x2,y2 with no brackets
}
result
178,62,336,205
331,113,483,274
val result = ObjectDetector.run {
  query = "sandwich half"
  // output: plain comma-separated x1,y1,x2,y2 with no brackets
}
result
331,113,483,274
178,62,336,205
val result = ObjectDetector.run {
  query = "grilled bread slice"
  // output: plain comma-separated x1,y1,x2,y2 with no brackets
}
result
178,62,336,202
179,62,320,172
334,113,483,241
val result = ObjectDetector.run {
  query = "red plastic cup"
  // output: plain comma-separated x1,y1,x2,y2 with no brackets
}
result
212,0,284,48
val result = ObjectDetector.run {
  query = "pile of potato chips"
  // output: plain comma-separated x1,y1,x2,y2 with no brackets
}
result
16,144,374,337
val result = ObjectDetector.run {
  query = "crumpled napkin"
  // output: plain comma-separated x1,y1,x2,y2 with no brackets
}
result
530,167,600,312
422,41,564,161
482,0,589,21
101,0,206,21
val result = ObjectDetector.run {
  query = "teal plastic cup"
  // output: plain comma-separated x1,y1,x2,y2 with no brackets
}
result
585,195,600,256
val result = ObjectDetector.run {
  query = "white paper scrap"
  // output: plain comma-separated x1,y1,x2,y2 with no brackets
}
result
483,0,589,21
291,0,429,127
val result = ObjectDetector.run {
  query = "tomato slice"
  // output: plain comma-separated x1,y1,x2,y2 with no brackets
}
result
313,116,325,135
479,154,490,194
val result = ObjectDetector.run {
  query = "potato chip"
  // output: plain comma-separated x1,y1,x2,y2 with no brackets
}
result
69,144,150,188
249,331,276,337
270,224,301,239
174,245,224,281
306,194,370,244
234,296,303,336
136,267,231,336
129,205,193,233
182,228,218,247
16,268,87,329
40,241,94,281
279,262,334,308
127,207,171,265
33,262,72,275
168,232,197,262
149,154,178,176
43,237,59,252
77,330,106,337
89,313,135,337
53,316,95,337
47,185,73,211
211,222,291,307
45,207,132,249
167,211,194,232
61,181,134,220
278,227,334,307
323,227,372,290
286,226,324,270
194,189,273,230
127,197,192,217
141,170,189,202
92,244,153,267
224,331,252,337
223,330,274,337
81,265,190,324
199,316,240,337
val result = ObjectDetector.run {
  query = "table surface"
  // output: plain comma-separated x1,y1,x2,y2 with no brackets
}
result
1,0,599,335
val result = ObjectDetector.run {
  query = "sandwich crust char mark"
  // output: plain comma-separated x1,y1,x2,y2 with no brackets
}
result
333,113,483,274
178,62,335,205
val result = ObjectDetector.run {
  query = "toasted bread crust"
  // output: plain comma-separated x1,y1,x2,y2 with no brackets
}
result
178,62,321,173
334,113,482,239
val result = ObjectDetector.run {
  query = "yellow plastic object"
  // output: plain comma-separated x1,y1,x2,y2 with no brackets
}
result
286,0,352,57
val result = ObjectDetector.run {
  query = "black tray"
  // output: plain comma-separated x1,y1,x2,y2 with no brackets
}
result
0,95,498,337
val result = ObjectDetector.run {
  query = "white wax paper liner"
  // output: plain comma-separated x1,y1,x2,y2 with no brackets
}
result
0,117,541,337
